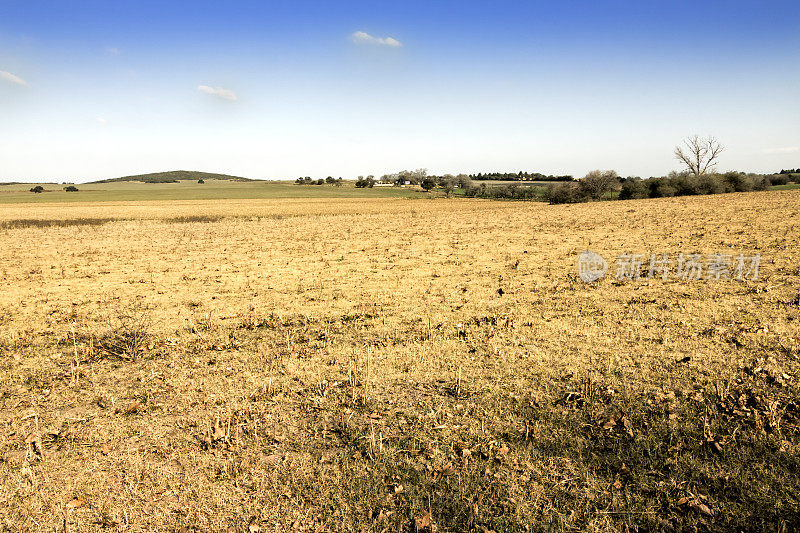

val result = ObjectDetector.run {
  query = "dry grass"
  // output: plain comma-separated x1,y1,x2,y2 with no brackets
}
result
1,192,799,532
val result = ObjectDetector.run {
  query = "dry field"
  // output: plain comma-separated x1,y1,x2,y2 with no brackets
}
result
1,192,799,532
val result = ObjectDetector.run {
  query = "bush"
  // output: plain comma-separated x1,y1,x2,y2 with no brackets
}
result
647,178,676,198
619,178,648,200
768,174,789,186
545,182,585,204
30,186,44,193
197,179,205,184
64,185,79,192
695,174,728,195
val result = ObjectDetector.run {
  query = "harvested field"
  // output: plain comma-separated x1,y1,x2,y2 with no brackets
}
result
1,191,799,531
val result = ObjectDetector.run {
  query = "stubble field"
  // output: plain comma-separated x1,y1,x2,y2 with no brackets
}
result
1,191,799,532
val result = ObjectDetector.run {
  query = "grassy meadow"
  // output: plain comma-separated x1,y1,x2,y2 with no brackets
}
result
0,190,799,531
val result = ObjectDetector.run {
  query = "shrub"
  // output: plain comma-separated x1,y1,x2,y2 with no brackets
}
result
769,174,789,186
619,178,649,200
695,174,727,195
30,186,44,193
647,178,676,198
197,179,205,184
545,182,585,204
64,185,79,192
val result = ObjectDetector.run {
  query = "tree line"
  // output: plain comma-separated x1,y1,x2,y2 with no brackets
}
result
467,172,573,181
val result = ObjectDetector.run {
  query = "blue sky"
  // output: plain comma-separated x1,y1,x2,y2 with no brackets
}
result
1,0,798,182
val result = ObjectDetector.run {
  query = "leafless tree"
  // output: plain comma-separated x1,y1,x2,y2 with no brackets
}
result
674,135,724,176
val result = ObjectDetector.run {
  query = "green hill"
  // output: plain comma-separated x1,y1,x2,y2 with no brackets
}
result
90,170,255,184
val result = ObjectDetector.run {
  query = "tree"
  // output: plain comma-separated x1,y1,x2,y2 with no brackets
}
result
439,174,456,197
64,185,79,192
579,170,619,200
421,177,436,191
30,185,44,193
197,179,205,184
674,135,724,176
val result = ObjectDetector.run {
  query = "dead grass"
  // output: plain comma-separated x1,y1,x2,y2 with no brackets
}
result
0,191,799,531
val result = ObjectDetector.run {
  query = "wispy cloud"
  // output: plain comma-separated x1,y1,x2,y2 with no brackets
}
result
0,70,28,86
762,146,799,155
350,31,402,47
106,47,121,56
197,85,237,101
96,117,108,125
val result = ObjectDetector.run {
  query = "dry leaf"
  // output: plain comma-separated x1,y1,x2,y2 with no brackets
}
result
602,418,616,430
414,513,434,532
66,497,86,509
621,416,634,437
437,463,455,477
119,402,140,415
691,502,714,516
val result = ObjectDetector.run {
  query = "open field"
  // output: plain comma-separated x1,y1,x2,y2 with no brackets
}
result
1,191,799,531
0,181,424,204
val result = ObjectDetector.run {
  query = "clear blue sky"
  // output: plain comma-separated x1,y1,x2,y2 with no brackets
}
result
1,0,798,182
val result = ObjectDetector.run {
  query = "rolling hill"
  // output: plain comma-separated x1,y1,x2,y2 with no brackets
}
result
90,170,255,184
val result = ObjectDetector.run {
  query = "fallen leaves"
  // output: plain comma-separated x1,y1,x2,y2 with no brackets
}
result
414,513,436,532
116,402,141,416
65,497,87,509
676,494,714,517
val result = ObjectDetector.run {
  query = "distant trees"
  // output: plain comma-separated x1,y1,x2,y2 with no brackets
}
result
197,179,205,184
469,171,573,182
29,185,44,193
674,135,724,177
579,170,620,200
355,176,375,188
64,185,79,192
420,177,436,191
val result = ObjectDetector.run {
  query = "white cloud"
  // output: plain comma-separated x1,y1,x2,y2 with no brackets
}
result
106,47,121,56
0,70,27,86
350,31,402,47
762,146,799,155
197,85,237,101
96,117,108,125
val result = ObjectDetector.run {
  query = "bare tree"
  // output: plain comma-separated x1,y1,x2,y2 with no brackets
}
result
674,135,724,176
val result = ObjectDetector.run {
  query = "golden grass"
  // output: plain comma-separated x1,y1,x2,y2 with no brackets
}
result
1,191,798,531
